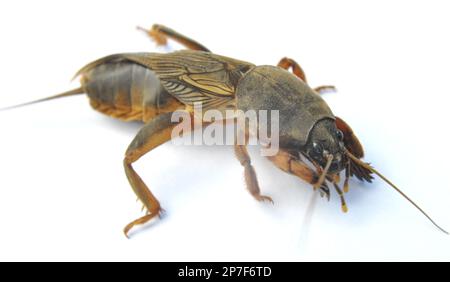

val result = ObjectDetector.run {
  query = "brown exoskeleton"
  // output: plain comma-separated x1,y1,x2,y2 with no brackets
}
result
2,24,447,237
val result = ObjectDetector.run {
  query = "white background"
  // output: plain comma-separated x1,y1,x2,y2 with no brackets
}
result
0,0,449,261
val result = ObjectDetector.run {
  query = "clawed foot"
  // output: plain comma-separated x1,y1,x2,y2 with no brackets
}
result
136,25,167,46
316,182,330,201
314,85,337,94
123,209,163,238
255,195,274,204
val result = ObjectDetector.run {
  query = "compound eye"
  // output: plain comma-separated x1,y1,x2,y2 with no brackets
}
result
336,130,344,141
312,142,322,154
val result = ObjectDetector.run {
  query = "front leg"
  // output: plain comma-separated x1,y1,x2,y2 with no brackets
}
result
267,150,330,199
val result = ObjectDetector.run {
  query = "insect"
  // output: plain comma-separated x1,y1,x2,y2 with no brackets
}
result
2,24,447,237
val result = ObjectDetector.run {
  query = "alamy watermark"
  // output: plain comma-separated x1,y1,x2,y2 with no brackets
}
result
170,103,280,156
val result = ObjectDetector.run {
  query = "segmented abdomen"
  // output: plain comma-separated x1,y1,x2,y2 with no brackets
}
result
80,61,183,122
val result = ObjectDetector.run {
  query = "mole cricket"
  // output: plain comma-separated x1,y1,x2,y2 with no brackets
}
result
2,24,447,237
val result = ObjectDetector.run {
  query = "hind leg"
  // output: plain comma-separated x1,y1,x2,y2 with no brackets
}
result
123,111,192,237
277,57,336,94
137,23,210,52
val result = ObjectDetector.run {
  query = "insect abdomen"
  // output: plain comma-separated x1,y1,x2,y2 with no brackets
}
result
80,61,183,122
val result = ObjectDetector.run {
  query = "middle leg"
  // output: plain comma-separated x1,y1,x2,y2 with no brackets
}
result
277,57,336,94
277,57,308,83
234,137,274,204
